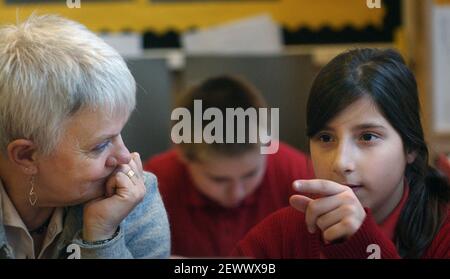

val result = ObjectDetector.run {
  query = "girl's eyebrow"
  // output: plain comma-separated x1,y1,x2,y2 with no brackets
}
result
323,123,387,131
321,125,334,131
352,123,387,131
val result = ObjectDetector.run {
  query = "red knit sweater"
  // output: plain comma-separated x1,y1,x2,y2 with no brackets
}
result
144,142,315,257
232,188,450,258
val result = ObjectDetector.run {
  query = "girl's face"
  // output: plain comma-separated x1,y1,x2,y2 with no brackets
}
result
310,96,415,222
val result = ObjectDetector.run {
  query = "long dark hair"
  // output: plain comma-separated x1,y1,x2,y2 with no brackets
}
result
306,48,450,258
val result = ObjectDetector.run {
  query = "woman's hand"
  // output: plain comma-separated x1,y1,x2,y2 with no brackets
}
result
82,152,146,242
289,179,366,244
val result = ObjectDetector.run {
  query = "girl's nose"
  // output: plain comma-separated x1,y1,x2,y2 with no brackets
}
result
332,140,356,176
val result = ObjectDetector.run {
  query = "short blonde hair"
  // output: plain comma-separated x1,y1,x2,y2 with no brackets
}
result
0,14,136,155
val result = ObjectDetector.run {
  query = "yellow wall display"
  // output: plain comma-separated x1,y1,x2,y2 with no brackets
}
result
0,0,386,34
435,0,450,5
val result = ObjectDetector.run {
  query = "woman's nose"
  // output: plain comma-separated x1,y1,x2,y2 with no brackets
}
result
115,136,132,164
105,135,132,167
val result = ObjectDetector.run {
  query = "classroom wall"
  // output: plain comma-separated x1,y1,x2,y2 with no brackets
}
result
0,0,385,33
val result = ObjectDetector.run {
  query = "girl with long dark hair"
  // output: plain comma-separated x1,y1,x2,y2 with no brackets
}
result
232,48,449,258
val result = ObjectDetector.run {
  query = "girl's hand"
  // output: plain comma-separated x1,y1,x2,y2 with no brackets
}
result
82,152,146,242
289,179,366,244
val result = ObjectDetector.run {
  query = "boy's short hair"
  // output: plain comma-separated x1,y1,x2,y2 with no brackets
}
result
175,75,267,161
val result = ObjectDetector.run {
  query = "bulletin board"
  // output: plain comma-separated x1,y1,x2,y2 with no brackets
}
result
0,0,400,47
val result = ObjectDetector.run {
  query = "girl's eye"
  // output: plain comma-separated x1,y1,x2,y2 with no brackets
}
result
318,134,334,143
359,133,379,142
92,140,111,153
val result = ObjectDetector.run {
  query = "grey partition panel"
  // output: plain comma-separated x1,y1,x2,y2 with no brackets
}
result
184,55,314,152
123,58,172,161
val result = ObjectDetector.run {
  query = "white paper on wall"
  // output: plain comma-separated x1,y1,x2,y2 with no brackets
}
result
182,14,283,55
432,6,450,133
99,33,143,58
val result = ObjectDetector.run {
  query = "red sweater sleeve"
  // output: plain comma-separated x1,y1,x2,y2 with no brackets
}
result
321,209,401,259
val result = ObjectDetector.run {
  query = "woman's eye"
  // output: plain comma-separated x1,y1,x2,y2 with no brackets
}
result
92,140,111,153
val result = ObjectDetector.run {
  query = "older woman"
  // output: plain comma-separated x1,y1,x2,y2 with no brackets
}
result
0,15,170,259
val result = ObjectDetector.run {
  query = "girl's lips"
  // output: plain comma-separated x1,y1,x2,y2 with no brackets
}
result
344,184,363,189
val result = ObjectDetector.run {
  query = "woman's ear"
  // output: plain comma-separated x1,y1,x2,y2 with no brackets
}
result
406,150,417,164
7,139,39,175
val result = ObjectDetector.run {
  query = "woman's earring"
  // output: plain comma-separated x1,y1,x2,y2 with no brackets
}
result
29,175,37,206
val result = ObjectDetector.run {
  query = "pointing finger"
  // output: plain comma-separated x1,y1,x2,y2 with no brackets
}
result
293,179,346,197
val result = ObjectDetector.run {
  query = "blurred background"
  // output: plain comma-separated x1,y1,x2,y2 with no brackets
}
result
1,0,450,176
